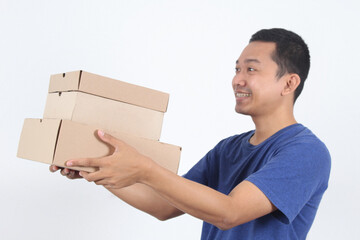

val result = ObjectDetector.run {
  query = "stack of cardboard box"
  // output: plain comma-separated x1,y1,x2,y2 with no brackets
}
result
17,70,181,173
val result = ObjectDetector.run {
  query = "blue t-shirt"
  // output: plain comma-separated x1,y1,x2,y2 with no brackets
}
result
183,124,331,240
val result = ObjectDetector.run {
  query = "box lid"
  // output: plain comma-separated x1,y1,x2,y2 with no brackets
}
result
17,118,61,165
48,70,169,112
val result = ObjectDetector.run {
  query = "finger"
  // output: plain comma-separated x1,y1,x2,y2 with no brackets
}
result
94,179,111,186
49,165,60,172
79,171,90,180
80,170,104,183
97,130,124,151
66,157,103,168
67,170,81,179
60,168,70,176
67,170,75,179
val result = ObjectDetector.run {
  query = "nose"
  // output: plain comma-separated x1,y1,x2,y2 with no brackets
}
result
232,72,246,90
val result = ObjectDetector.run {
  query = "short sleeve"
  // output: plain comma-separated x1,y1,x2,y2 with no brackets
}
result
246,138,331,224
182,139,225,186
182,154,209,185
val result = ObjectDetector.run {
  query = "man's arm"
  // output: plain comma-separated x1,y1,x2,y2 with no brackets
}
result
50,166,183,220
67,130,277,230
139,166,276,230
106,184,184,220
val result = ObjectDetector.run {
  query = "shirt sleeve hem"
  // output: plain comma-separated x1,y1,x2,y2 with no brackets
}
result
245,177,294,224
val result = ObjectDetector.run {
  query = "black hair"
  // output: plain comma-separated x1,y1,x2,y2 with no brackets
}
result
250,28,310,103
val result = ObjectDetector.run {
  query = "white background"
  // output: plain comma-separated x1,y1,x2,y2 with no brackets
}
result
1,0,359,239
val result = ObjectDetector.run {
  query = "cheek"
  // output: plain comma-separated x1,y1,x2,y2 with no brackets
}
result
262,86,284,104
252,83,280,101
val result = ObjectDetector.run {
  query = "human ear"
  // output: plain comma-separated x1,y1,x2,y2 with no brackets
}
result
281,74,300,96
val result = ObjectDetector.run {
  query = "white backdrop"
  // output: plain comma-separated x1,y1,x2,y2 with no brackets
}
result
1,0,359,239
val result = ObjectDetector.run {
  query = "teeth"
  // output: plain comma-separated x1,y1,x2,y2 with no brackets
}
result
235,93,251,97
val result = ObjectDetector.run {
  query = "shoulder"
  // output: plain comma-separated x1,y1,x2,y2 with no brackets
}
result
272,124,330,156
272,124,331,184
278,124,330,159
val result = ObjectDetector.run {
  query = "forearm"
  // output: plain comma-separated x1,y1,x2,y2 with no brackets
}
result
106,183,184,220
141,163,236,229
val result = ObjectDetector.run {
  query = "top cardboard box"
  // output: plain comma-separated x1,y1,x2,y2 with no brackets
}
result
49,70,169,113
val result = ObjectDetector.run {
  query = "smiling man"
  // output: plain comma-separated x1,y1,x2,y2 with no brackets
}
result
51,28,331,240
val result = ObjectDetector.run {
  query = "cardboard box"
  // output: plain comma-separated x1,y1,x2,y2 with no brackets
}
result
44,91,164,140
17,119,181,173
49,70,169,112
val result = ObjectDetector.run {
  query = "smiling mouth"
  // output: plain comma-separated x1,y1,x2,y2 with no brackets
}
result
235,93,252,97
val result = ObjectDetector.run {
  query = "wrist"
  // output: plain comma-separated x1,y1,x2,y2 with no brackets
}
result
138,156,156,184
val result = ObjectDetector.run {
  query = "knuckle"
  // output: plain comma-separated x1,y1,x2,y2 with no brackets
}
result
83,159,90,166
103,159,112,167
81,158,93,167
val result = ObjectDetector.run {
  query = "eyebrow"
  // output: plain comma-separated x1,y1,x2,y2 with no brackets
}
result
236,58,261,64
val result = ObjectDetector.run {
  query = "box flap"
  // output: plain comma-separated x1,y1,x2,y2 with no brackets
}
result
49,71,82,93
49,70,169,112
43,92,78,120
17,118,61,165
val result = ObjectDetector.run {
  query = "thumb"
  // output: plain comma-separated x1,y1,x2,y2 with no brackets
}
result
97,130,123,150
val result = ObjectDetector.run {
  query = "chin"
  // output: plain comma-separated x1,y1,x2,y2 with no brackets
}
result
235,107,251,115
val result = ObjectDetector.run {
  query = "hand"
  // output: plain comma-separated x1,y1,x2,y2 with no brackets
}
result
49,165,83,179
65,130,153,189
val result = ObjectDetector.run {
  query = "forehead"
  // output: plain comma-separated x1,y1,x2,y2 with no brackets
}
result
236,41,276,64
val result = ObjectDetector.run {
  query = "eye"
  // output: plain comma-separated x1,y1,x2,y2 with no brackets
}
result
248,67,255,72
235,67,240,73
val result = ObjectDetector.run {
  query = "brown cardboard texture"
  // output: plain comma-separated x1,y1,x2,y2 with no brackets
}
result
17,119,181,173
44,91,164,140
49,70,169,112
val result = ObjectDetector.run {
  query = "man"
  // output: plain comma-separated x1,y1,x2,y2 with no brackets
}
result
51,28,331,239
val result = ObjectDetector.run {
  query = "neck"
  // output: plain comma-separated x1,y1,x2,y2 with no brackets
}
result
249,108,297,145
